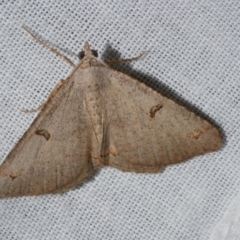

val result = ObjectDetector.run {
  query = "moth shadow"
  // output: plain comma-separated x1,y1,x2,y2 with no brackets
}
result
102,43,225,147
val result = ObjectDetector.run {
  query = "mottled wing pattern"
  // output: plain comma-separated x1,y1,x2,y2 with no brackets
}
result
0,75,93,198
100,68,221,172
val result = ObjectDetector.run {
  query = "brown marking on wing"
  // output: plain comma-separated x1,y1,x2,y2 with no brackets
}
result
9,173,17,180
188,126,211,139
35,129,51,140
0,171,18,180
150,104,163,118
109,145,119,156
99,145,118,158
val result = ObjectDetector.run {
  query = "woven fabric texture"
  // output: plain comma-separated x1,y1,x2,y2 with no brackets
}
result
0,1,239,240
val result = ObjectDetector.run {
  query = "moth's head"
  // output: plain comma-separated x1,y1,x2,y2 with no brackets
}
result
78,41,98,60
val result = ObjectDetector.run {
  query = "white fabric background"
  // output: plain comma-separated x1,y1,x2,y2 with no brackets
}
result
0,1,239,239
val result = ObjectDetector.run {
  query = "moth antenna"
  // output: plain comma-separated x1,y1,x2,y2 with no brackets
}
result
105,51,147,64
22,25,76,67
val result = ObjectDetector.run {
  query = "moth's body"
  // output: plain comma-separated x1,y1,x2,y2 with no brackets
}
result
0,41,221,198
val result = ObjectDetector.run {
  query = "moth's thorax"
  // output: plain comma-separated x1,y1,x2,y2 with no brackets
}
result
74,66,107,160
79,57,100,69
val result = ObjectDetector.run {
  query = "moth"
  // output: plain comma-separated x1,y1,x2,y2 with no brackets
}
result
0,27,221,198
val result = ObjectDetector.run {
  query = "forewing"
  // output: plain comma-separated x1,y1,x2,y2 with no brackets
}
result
0,75,93,198
100,68,221,172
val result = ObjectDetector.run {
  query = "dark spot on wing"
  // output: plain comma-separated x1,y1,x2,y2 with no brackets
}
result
10,173,17,180
150,104,163,118
35,129,51,140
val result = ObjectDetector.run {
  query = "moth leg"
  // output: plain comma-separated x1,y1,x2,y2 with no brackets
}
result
21,102,45,113
105,51,147,64
21,79,66,113
22,25,75,67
